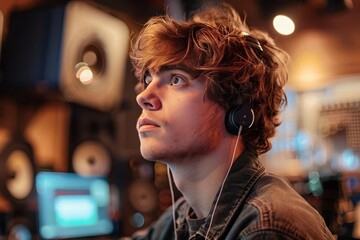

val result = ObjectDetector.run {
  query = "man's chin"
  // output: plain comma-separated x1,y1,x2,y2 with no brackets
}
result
140,149,161,161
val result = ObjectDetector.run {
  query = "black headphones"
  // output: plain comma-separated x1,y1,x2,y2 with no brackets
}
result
225,104,254,135
224,33,260,135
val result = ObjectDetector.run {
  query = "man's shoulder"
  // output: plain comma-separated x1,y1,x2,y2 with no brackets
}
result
234,172,334,239
251,172,301,201
247,172,321,220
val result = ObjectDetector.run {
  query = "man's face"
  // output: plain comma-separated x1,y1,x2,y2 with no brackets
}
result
136,67,227,162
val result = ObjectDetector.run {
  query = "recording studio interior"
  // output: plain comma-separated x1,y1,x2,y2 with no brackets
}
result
0,0,359,239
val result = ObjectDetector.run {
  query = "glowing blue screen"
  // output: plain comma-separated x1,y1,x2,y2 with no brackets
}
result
54,195,98,227
36,172,113,239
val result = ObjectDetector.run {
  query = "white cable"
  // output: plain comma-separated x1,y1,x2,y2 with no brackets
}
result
205,125,243,239
167,166,178,240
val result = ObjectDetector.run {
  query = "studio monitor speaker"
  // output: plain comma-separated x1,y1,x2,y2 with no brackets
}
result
0,136,37,239
68,104,116,177
1,1,129,112
0,137,36,208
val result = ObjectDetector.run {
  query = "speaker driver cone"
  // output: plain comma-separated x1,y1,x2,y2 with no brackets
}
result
72,140,111,176
0,140,36,204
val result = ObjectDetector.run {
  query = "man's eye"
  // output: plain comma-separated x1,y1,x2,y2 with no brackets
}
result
170,76,185,85
144,74,152,86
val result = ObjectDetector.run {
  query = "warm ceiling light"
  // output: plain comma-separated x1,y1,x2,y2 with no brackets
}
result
273,15,295,35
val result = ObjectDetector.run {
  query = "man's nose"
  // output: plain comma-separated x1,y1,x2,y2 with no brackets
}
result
136,82,162,111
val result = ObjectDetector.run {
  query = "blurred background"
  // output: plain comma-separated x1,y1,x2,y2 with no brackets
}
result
0,0,359,239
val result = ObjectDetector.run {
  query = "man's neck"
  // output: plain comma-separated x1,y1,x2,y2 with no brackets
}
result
167,137,244,219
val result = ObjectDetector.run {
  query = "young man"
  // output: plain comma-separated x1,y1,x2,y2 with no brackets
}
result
129,3,334,240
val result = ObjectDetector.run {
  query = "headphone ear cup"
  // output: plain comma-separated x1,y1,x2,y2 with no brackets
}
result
225,104,254,135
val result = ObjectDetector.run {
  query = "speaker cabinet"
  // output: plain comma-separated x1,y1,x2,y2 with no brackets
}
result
1,1,129,112
0,137,36,209
0,136,37,239
68,104,116,175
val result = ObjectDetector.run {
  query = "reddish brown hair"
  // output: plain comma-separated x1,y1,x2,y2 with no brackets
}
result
130,3,289,154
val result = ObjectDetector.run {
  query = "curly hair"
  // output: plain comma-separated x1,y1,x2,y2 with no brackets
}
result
130,3,289,154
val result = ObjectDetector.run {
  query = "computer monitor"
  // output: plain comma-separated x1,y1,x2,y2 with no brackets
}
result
36,172,113,239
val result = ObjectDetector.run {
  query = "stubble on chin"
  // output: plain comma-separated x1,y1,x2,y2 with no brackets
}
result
139,133,220,165
139,146,157,161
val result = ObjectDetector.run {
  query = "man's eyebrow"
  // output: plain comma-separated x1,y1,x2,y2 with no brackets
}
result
158,65,199,78
158,65,186,72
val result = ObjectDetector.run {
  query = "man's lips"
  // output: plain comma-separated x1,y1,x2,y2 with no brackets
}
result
137,118,160,132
